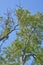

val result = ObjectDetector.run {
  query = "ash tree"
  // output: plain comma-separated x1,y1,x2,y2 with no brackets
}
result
0,8,43,65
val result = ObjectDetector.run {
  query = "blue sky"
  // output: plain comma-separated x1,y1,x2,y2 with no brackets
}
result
0,0,43,15
0,0,43,65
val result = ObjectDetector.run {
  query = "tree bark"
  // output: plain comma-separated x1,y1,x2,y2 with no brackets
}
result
20,57,24,65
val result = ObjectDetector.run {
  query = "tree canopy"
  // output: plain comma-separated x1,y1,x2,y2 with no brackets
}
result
0,8,43,65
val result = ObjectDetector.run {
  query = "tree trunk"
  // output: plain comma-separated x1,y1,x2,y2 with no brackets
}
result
20,57,24,65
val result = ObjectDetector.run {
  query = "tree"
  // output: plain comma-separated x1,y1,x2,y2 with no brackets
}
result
0,8,43,65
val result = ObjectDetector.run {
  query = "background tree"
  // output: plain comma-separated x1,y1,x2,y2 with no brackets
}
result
0,8,43,65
